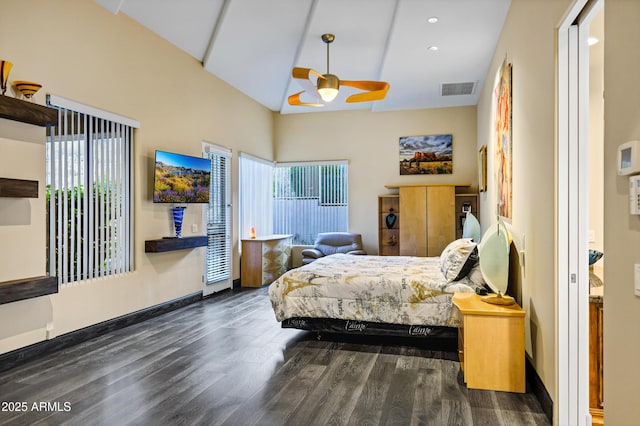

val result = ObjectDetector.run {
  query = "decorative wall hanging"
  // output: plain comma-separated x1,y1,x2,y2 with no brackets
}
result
478,145,487,192
399,134,453,175
495,61,512,219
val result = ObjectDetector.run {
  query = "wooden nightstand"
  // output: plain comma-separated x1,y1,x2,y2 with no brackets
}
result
241,235,292,287
452,292,526,393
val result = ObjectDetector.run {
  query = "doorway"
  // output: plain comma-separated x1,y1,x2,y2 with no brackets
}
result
586,7,604,423
557,0,604,424
203,142,233,296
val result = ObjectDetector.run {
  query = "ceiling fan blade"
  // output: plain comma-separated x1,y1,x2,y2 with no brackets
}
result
287,91,323,107
292,67,324,80
341,80,390,103
289,67,326,106
341,80,385,91
292,67,324,93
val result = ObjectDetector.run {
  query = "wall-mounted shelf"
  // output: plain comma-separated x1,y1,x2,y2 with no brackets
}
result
378,195,400,256
145,236,208,253
0,178,38,198
0,275,58,305
0,95,58,127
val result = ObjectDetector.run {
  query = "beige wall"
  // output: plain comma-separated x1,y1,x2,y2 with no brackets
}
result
0,134,46,282
0,128,51,353
274,107,478,255
603,0,640,423
476,0,573,414
0,0,273,351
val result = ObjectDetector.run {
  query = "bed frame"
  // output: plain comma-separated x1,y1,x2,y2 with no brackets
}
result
281,317,458,351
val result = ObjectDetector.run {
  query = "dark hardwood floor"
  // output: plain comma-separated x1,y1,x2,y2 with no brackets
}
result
0,287,550,425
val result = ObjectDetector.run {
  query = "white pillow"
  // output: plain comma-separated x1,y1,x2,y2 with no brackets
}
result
440,238,479,283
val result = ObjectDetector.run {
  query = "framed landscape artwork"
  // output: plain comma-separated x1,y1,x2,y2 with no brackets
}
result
478,145,487,192
495,61,512,219
399,134,453,175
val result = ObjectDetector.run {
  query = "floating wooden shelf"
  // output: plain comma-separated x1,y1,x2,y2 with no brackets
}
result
0,178,38,198
145,236,208,253
0,95,58,127
0,275,58,305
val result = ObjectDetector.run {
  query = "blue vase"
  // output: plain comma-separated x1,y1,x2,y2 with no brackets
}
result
172,206,186,238
385,208,397,229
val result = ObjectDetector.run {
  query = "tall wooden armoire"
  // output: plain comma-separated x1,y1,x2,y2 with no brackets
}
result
398,185,456,257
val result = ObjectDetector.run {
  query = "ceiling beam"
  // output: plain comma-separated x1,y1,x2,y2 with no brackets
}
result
114,0,125,14
371,0,399,113
279,0,319,112
94,0,126,15
202,0,232,70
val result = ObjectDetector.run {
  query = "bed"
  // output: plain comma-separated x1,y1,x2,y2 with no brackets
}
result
268,236,485,341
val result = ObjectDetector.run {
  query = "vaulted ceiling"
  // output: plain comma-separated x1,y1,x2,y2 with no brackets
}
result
95,0,511,114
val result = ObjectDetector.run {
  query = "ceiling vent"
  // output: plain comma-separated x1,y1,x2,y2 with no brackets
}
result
440,81,477,96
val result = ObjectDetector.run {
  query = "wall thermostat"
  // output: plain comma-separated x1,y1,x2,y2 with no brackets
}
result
617,140,640,175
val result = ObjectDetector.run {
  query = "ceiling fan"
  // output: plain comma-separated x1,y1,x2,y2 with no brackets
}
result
288,33,390,107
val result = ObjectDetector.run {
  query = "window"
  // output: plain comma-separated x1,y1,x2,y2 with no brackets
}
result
273,161,348,244
239,159,349,246
204,143,232,289
239,153,274,241
46,95,139,284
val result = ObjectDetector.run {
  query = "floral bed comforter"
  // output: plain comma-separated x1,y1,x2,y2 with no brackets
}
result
269,253,478,328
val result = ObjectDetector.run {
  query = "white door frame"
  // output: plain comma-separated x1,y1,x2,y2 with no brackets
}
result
557,0,603,424
202,142,233,296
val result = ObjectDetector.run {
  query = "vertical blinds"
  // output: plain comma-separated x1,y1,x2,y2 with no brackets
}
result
205,145,232,284
46,95,138,284
239,152,274,241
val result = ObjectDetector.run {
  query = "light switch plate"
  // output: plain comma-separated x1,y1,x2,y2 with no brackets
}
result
192,224,198,233
634,264,640,296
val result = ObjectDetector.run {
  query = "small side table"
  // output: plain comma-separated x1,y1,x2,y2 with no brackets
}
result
241,234,292,287
452,292,526,393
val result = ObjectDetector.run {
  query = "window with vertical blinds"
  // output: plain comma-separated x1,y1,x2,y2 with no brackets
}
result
273,161,348,245
239,153,274,242
205,144,232,285
46,94,139,284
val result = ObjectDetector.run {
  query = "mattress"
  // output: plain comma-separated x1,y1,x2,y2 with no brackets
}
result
268,253,478,328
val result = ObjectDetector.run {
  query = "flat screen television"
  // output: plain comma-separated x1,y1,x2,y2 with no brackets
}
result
153,150,211,203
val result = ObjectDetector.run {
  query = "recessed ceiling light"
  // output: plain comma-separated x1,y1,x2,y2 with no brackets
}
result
427,17,439,24
588,37,599,46
428,46,439,51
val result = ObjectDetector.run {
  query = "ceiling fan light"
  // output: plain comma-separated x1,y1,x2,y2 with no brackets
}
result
318,87,339,102
317,74,340,102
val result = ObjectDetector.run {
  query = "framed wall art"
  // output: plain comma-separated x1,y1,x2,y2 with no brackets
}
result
399,134,452,175
495,60,512,219
478,145,487,192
